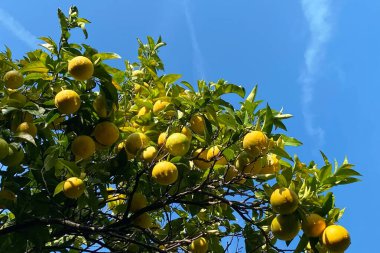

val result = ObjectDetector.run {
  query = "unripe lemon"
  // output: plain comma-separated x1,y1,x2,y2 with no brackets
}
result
68,56,94,81
130,192,148,212
93,93,108,118
302,213,326,238
243,131,268,156
8,92,27,107
0,189,16,209
165,133,190,157
1,145,24,167
153,100,170,114
189,114,206,135
71,135,96,159
189,237,208,253
271,214,301,241
16,122,37,137
3,70,23,89
0,138,9,160
133,212,152,229
235,151,258,175
152,161,178,185
207,146,228,165
94,121,119,146
192,148,211,170
321,225,351,252
55,90,81,114
63,177,85,199
270,188,299,215
224,166,246,184
125,132,150,155
141,146,158,163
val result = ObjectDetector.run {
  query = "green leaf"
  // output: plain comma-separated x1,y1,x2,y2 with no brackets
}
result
294,234,309,253
321,192,334,216
279,135,303,147
334,168,361,178
319,164,332,184
271,146,293,161
14,132,37,146
93,52,121,61
246,85,257,103
58,159,81,176
21,61,49,73
53,181,65,196
161,74,182,85
214,83,245,98
276,174,288,187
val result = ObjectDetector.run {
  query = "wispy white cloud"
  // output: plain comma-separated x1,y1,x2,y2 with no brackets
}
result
300,0,332,147
182,0,205,79
0,8,38,49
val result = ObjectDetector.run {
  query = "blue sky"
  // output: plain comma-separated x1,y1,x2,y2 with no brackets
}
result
0,0,378,251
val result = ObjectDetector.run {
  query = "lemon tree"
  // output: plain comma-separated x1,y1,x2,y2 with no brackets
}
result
0,7,360,253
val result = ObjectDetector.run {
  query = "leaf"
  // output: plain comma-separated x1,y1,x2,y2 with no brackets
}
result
14,132,37,146
271,146,293,161
276,174,288,187
320,151,330,165
21,61,49,73
58,159,81,176
246,85,257,103
181,81,195,92
262,104,274,134
294,234,309,253
214,83,245,98
321,192,334,216
319,164,332,183
53,181,65,196
161,74,182,85
280,135,303,147
334,168,361,178
93,52,121,61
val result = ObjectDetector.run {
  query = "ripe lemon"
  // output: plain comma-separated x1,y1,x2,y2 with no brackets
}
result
181,126,192,141
302,213,326,238
68,56,94,81
141,146,158,163
189,237,208,253
243,131,268,156
0,189,16,209
94,121,119,146
271,214,301,241
270,188,299,215
55,89,81,114
16,122,37,137
189,114,206,135
157,132,167,147
71,135,96,159
321,225,351,252
165,133,190,157
133,212,152,229
125,132,150,155
1,145,24,167
0,138,9,160
152,161,178,185
192,148,211,170
130,192,148,212
3,70,23,89
63,177,85,199
207,146,228,165
153,100,170,114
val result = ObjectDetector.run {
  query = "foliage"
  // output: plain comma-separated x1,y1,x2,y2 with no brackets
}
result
0,6,360,253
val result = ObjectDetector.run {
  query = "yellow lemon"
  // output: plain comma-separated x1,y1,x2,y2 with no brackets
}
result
94,121,119,146
321,225,351,252
242,131,268,156
165,133,190,157
63,177,85,199
3,70,23,89
71,135,96,159
68,56,94,81
189,114,206,135
125,132,150,155
55,89,81,114
192,148,211,170
152,161,178,185
271,214,301,241
270,188,299,215
189,237,208,253
16,122,37,137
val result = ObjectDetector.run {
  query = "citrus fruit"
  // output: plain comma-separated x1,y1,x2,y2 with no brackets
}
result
0,189,16,209
0,138,9,160
141,146,158,163
224,166,246,184
16,122,37,137
130,192,148,212
235,151,260,176
271,214,301,241
55,89,81,114
94,121,119,146
133,212,152,229
152,161,178,185
189,114,206,135
270,188,299,215
321,225,351,252
302,213,326,238
192,148,211,170
1,145,24,167
63,177,85,199
207,146,228,165
125,132,150,155
68,56,94,81
3,70,23,89
153,100,169,114
189,237,208,253
165,133,190,156
243,131,268,156
71,135,96,159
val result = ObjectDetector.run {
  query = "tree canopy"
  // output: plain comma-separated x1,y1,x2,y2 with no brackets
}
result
0,7,360,253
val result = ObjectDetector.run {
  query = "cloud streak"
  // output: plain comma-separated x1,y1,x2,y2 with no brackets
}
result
0,8,38,49
300,0,332,147
182,0,205,79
